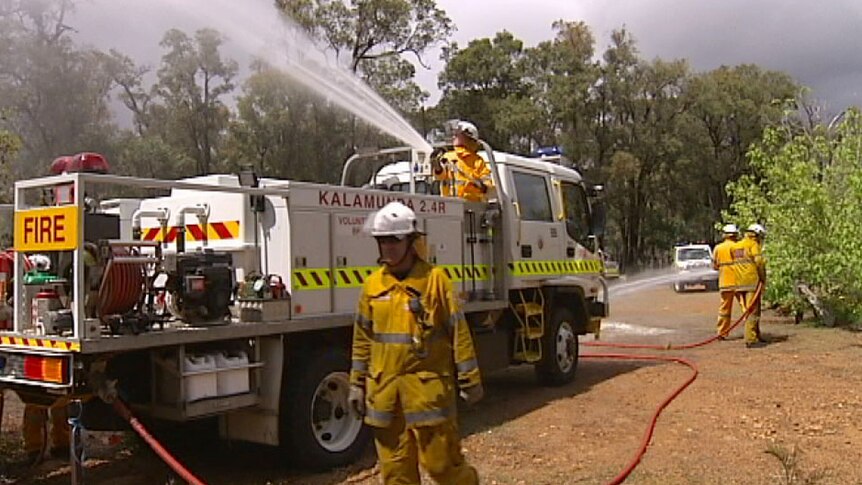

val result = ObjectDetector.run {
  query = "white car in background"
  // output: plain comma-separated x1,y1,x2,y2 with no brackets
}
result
672,243,718,292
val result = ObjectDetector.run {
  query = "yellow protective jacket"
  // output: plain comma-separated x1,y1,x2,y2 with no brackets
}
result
733,235,765,291
712,238,737,291
350,260,481,428
434,145,493,202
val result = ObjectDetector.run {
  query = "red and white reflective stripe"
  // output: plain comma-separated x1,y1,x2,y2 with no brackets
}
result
0,336,80,352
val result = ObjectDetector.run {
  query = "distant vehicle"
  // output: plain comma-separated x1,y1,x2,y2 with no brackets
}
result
672,243,718,292
600,251,621,279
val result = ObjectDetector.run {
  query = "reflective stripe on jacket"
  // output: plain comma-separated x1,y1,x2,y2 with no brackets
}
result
712,239,737,291
435,146,493,202
731,241,756,291
733,235,764,291
350,260,481,428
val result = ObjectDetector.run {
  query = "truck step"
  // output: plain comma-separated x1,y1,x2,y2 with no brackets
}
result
516,326,544,340
513,349,542,363
514,302,544,318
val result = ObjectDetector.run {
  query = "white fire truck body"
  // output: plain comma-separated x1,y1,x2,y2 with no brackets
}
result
0,147,608,467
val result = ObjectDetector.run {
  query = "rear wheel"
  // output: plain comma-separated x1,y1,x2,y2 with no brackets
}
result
281,349,370,469
673,282,683,293
535,307,579,386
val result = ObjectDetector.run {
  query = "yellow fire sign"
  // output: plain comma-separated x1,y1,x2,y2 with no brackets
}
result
14,206,79,252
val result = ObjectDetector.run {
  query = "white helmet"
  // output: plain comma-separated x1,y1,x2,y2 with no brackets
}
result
721,223,739,235
365,202,423,238
747,223,766,236
454,120,479,141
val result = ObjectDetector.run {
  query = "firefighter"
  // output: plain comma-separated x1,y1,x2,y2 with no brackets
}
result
713,224,740,339
431,121,493,202
24,399,69,464
737,224,767,347
349,201,482,484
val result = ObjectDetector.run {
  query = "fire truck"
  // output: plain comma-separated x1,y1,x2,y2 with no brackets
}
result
1,144,608,469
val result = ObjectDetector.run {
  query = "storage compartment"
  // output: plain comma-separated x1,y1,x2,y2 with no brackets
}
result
215,351,250,396
156,353,218,403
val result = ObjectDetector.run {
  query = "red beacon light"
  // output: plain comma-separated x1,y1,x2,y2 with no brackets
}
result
49,152,110,205
68,152,110,174
50,152,110,175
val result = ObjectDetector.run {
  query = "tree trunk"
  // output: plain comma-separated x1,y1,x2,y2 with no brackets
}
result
795,282,836,327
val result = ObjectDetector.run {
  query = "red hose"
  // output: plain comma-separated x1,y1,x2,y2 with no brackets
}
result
580,282,763,483
586,283,763,351
581,352,698,485
112,399,206,485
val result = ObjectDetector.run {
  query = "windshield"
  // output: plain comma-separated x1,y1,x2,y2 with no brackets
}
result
677,248,711,261
676,248,710,261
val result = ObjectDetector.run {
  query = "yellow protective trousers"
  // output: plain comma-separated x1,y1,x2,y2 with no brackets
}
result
23,401,69,454
374,411,478,485
715,290,736,337
740,291,762,343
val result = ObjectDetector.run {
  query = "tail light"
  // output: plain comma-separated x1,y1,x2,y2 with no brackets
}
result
23,355,69,384
0,352,69,384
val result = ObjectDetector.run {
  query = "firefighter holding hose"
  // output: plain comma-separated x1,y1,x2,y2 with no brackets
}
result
713,224,740,339
736,224,768,348
348,201,482,484
431,120,493,203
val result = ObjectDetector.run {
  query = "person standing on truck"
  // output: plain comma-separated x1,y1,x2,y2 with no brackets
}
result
431,120,493,202
736,224,768,347
348,201,483,484
713,224,740,339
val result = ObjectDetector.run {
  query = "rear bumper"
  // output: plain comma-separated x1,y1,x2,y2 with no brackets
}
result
675,270,718,286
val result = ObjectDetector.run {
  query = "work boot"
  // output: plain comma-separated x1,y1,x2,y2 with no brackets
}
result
25,450,43,468
50,446,70,461
745,341,767,349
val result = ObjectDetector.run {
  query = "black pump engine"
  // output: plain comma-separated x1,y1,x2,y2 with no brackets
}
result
170,251,233,324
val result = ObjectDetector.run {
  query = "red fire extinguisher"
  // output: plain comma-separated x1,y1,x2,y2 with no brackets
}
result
31,288,62,335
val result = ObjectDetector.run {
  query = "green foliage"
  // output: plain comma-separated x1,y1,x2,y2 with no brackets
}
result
0,0,117,173
279,0,451,113
223,62,353,182
0,125,22,203
151,28,238,175
727,110,862,324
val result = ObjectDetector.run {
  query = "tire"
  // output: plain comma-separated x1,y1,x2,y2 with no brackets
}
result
535,307,579,386
673,282,683,293
281,349,371,470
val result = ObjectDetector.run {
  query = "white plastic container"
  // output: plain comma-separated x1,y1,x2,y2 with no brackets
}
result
183,353,218,402
215,351,250,396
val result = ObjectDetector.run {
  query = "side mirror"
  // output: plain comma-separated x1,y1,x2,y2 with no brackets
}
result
590,203,607,238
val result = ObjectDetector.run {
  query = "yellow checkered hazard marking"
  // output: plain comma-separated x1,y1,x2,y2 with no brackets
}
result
292,260,600,291
508,259,602,277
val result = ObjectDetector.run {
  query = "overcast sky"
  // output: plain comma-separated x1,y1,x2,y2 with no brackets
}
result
72,0,862,116
424,0,862,113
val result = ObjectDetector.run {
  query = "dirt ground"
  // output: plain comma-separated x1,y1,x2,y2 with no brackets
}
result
3,277,862,484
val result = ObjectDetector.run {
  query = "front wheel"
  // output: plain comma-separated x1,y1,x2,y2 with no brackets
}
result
281,349,371,469
535,307,579,386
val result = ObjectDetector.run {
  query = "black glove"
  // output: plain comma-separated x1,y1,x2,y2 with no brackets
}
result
459,383,484,405
348,385,366,417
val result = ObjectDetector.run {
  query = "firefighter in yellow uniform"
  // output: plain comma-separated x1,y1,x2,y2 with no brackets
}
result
432,121,493,203
736,224,767,347
24,399,69,463
713,224,740,338
349,201,482,484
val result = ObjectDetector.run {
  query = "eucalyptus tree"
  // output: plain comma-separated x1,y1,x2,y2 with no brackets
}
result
278,0,451,115
150,28,238,175
0,0,116,175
